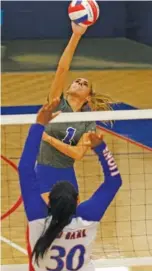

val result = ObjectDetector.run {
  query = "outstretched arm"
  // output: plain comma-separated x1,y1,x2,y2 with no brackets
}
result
42,122,96,160
77,139,122,221
18,123,47,221
48,23,87,103
42,132,90,160
18,101,60,221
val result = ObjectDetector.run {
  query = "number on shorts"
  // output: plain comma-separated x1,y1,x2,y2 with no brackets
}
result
46,244,85,271
62,127,76,144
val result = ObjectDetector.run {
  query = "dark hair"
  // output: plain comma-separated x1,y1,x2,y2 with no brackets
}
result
32,181,78,266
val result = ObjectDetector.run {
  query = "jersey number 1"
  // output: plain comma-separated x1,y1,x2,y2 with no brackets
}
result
62,127,76,145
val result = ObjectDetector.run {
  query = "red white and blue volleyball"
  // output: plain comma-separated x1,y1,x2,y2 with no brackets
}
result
68,0,100,27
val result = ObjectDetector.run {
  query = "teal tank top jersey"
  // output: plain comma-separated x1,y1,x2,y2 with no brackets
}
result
37,95,96,168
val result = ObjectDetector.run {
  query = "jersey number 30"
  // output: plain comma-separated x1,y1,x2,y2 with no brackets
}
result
46,244,85,271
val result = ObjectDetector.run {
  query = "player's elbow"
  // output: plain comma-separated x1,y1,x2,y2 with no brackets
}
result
74,152,84,160
119,178,122,189
18,160,29,173
115,176,122,191
18,163,26,174
18,161,24,172
18,163,26,183
108,175,122,195
118,174,122,187
68,147,85,160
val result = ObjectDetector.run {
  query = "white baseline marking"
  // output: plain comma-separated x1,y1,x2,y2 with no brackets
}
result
0,236,28,255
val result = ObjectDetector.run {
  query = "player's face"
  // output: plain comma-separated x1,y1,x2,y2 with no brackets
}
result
68,78,91,102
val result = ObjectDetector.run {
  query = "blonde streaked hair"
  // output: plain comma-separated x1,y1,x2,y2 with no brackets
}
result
89,88,113,112
88,85,114,126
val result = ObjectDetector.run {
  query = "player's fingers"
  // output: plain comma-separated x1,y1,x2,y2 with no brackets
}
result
86,131,92,137
49,98,60,111
98,134,103,139
43,103,50,110
37,105,47,118
91,131,96,136
97,133,103,140
51,111,62,120
38,104,46,112
89,132,97,140
89,133,103,144
87,131,95,137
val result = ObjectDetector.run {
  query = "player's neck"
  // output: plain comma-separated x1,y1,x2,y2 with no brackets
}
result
67,96,84,112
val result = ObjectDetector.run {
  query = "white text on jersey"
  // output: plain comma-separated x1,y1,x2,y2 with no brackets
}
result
57,229,87,240
103,146,119,177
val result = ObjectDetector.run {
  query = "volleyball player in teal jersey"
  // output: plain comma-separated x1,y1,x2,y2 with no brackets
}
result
36,22,112,202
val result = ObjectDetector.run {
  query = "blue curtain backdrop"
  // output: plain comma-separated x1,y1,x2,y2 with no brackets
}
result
1,1,152,46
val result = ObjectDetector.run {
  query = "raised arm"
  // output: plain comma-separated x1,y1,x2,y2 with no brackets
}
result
77,137,122,221
18,123,47,221
48,23,87,103
18,101,60,221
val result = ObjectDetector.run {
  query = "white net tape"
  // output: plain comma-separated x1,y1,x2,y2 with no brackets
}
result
1,109,152,125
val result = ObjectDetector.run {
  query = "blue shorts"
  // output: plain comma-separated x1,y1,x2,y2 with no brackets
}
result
35,163,79,194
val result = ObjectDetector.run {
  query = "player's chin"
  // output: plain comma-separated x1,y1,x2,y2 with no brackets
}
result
70,88,82,95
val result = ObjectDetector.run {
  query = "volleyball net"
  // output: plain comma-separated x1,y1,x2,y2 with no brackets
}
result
1,109,152,268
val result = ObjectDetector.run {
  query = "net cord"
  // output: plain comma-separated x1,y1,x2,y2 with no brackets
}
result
1,109,152,125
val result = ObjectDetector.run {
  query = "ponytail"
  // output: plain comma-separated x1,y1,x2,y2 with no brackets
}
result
90,91,113,112
81,93,113,112
89,88,114,126
32,182,78,266
32,215,69,266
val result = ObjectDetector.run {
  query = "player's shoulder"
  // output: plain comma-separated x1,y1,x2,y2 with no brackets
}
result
65,217,98,230
54,94,70,112
29,218,45,230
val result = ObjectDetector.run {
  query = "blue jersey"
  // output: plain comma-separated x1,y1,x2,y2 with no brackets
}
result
18,124,122,271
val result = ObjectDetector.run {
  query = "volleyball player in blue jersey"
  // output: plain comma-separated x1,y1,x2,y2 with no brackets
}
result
18,101,122,271
36,22,112,202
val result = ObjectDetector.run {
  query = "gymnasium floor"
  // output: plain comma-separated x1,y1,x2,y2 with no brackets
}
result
1,69,152,271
